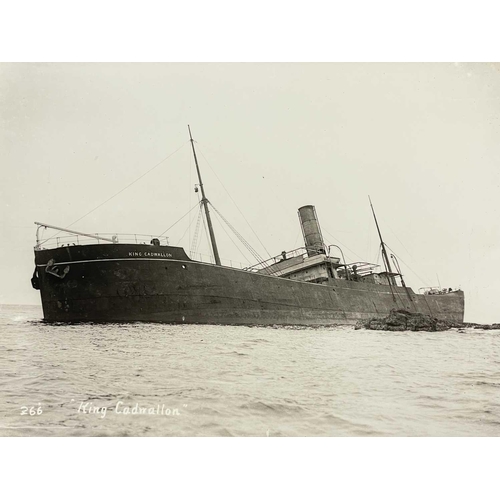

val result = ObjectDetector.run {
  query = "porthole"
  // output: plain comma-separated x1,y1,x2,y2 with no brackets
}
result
181,265,187,270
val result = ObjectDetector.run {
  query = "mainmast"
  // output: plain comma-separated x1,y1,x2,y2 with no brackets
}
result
188,125,221,266
369,196,396,285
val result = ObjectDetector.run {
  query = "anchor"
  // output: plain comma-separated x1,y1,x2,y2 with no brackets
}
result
45,259,70,279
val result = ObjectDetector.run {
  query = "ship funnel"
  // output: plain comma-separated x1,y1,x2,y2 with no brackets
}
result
298,205,326,257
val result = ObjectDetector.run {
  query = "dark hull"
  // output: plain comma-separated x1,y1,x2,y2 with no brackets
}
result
34,244,465,325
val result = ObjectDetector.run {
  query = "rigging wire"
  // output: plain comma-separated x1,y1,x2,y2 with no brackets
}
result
386,225,433,284
374,246,381,267
69,142,188,228
322,227,366,263
39,142,188,245
190,205,203,258
194,210,205,256
384,244,431,287
208,202,275,272
197,146,272,259
159,202,200,237
387,225,415,261
293,230,301,248
199,201,213,263
176,203,203,246
209,202,264,264
210,209,252,265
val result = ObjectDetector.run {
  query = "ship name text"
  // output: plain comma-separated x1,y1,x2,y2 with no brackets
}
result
128,251,173,258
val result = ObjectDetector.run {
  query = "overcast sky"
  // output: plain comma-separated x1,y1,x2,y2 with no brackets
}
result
1,62,499,322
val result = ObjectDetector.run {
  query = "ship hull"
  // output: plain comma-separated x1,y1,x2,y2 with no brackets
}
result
34,244,465,325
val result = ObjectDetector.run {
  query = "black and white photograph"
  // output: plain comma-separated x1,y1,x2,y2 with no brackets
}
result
0,2,498,498
2,60,499,439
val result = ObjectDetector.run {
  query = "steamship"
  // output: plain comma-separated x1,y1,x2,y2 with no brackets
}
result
31,128,465,325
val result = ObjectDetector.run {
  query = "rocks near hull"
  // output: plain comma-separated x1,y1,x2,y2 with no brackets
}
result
356,309,500,332
356,309,462,332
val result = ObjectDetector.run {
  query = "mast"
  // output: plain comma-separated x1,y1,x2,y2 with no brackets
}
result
188,125,221,266
369,196,396,285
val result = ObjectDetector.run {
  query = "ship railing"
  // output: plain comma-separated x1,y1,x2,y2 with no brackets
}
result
419,286,457,295
242,247,309,273
335,262,381,281
242,246,358,274
35,231,170,250
34,222,172,250
344,261,381,276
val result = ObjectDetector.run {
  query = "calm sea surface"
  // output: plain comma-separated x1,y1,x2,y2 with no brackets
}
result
1,304,499,437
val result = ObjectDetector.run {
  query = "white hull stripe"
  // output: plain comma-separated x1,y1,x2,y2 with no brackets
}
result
37,257,186,267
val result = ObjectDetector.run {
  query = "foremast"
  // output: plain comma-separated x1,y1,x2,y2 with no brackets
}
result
188,125,221,266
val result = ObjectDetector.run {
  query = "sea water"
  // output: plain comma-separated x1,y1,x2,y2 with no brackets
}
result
0,304,499,437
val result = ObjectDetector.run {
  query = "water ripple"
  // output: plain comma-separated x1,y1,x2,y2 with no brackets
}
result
1,304,499,436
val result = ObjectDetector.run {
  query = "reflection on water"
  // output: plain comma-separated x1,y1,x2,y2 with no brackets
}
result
1,304,499,436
